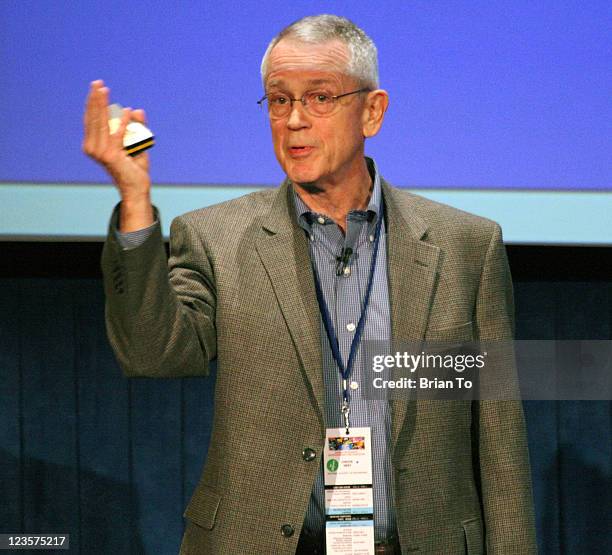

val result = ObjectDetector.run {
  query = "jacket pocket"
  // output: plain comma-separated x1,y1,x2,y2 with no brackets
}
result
462,517,484,555
183,482,222,530
426,321,474,342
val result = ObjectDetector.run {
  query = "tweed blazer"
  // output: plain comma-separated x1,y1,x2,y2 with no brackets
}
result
102,178,536,554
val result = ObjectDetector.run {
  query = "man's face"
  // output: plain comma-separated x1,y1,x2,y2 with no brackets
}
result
264,38,368,186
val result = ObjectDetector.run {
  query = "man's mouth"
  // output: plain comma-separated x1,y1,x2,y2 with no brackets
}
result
288,146,314,158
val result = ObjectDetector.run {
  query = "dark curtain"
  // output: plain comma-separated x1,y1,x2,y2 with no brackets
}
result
0,244,610,554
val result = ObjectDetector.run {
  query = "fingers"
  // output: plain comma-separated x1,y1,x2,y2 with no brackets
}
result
94,85,111,155
131,109,146,124
83,80,103,129
83,80,104,155
83,80,112,159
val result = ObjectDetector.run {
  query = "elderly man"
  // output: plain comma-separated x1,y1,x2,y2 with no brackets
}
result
84,14,536,555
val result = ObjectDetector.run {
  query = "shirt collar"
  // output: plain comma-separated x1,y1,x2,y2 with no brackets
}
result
292,157,382,233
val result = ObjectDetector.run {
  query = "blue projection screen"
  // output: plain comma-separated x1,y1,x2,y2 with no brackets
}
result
0,1,610,243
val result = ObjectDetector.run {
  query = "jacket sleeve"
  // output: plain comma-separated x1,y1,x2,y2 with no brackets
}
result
472,224,537,554
101,203,216,378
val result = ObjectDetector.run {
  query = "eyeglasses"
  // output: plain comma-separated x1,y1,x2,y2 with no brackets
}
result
257,88,370,119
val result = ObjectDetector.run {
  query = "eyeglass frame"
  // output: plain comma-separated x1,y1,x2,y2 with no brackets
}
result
257,88,371,118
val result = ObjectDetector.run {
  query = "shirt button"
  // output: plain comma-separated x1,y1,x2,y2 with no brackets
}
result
302,448,317,461
317,216,325,224
346,323,356,332
310,234,315,241
281,524,295,537
350,381,359,390
369,234,375,242
343,266,351,276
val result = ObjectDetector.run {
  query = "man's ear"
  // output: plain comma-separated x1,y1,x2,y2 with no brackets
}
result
362,90,389,138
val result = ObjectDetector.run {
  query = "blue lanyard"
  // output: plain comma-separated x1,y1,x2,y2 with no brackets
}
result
311,208,384,431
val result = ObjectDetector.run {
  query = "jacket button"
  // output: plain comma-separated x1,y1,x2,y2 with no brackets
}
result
302,448,316,462
281,524,294,537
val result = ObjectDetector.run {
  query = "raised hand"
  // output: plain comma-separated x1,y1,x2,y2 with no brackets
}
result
82,80,154,231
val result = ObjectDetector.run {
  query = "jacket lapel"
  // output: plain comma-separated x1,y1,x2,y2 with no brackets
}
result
382,181,442,449
254,178,442,444
255,181,325,433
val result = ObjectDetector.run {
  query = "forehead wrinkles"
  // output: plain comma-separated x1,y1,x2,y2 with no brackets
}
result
267,39,350,78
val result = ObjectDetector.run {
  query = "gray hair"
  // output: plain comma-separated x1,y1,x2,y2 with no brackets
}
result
260,15,379,89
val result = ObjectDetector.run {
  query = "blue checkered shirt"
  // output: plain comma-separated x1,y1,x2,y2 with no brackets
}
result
293,157,397,541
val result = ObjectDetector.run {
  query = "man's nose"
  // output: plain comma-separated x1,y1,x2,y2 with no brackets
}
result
286,100,310,129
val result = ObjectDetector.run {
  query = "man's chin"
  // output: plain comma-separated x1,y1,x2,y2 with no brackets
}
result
282,158,321,183
286,170,322,188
